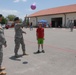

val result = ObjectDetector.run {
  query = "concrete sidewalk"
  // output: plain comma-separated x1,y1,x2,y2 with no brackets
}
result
2,28,76,75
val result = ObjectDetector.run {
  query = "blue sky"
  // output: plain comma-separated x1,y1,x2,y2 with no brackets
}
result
0,0,76,19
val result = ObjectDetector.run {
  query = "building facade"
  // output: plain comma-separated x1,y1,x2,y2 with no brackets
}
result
28,4,76,28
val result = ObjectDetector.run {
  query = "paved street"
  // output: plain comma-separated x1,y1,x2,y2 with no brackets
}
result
2,28,76,75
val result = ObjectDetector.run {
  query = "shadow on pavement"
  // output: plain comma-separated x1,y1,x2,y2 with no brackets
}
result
9,54,23,61
23,61,28,64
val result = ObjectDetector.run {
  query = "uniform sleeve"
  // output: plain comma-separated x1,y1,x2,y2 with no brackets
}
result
18,23,24,27
15,23,24,28
0,33,6,45
22,21,27,27
21,30,26,33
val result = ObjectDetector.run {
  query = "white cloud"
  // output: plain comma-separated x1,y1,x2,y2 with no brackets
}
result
13,0,27,3
2,9,19,14
0,8,35,19
0,9,26,20
22,0,27,2
0,9,20,17
14,0,19,3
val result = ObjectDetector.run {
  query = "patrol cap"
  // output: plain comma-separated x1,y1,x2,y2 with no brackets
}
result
0,14,2,18
14,17,19,21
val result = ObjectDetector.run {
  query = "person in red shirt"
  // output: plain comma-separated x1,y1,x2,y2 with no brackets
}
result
34,23,45,54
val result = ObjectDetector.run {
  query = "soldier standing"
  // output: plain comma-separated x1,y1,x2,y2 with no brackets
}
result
14,17,28,57
70,20,74,32
0,14,7,75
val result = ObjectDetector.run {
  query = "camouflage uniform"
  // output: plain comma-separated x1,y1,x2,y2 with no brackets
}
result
70,20,74,32
14,23,26,55
0,26,6,68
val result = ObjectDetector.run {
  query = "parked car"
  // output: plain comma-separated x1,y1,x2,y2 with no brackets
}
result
5,23,15,29
2,24,6,29
10,23,14,28
5,25,10,29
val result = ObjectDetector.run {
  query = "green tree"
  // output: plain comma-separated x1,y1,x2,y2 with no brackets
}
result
20,18,22,23
6,15,16,21
1,17,7,24
26,18,29,26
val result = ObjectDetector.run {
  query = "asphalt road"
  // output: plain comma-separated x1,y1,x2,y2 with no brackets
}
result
2,28,76,75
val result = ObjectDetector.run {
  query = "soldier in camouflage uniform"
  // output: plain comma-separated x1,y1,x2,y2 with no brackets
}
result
70,20,74,32
14,17,28,57
0,14,7,75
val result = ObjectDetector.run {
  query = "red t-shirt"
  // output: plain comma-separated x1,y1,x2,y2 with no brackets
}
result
36,27,44,38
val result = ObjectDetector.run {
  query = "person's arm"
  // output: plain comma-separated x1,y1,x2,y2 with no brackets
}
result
43,29,44,40
36,29,38,40
22,18,27,27
17,23,24,28
0,33,7,47
36,32,38,40
22,30,26,34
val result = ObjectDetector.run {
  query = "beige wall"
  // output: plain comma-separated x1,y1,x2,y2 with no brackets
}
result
29,17,36,26
29,13,76,27
37,16,50,23
37,14,65,27
66,13,76,24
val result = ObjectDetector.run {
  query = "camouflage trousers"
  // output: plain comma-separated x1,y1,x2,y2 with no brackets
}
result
14,37,26,54
0,45,3,68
